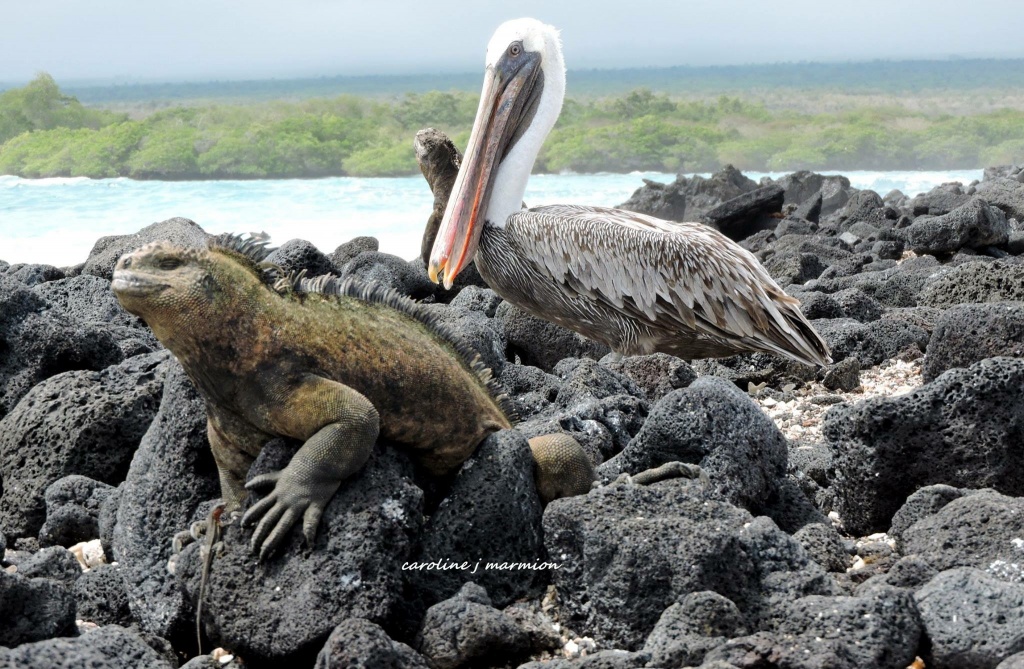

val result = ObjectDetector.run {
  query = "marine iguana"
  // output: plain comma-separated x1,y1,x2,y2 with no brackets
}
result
111,233,599,561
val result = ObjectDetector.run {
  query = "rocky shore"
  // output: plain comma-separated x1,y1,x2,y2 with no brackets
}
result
2,163,1024,668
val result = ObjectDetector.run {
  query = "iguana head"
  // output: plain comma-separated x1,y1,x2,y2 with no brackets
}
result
112,234,273,342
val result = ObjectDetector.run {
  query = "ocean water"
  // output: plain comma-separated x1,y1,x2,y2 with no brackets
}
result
0,169,984,267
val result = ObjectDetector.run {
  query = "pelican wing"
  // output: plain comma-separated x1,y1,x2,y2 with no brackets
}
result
506,204,831,366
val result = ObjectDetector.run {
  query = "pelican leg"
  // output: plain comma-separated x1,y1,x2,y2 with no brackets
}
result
528,433,596,503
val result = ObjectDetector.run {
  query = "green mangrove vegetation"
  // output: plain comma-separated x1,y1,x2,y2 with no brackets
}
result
1,73,1022,179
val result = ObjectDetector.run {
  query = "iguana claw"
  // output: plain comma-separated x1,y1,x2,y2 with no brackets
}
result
242,470,336,561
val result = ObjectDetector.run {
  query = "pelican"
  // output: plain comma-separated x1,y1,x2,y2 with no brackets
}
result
427,18,831,367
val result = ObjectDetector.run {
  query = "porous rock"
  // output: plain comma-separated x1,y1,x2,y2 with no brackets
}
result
598,376,787,511
773,586,921,668
904,197,1009,254
899,490,1024,580
975,176,1024,221
340,251,436,300
855,556,939,596
408,430,544,609
0,625,171,668
15,546,81,588
543,481,834,650
924,302,1024,382
0,351,168,541
812,317,929,367
920,260,1024,307
111,361,221,642
176,443,423,662
793,523,850,572
775,171,853,216
82,217,210,280
0,275,124,418
38,475,115,548
420,303,506,375
642,591,746,668
825,357,1024,535
265,238,336,277
495,301,610,372
603,352,696,403
916,568,1024,669
73,563,133,627
888,484,966,542
315,617,427,669
415,583,532,669
910,182,973,216
330,236,379,269
0,569,76,646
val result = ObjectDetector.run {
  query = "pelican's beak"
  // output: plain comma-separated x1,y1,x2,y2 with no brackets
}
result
428,49,543,289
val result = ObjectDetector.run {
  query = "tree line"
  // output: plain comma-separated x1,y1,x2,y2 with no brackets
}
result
0,74,1021,179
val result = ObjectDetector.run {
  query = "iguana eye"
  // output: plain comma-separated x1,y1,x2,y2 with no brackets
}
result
159,257,182,270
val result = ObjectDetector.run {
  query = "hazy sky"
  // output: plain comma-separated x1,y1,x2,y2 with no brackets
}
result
3,0,1023,83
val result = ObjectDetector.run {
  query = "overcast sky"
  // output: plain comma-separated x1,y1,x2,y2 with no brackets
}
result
3,0,1023,83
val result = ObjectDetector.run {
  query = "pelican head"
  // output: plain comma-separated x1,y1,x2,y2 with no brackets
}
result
428,18,565,289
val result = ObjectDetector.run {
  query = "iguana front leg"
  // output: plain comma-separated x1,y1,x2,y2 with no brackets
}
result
242,376,380,560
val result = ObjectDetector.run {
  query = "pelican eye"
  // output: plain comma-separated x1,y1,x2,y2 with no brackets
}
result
508,41,523,57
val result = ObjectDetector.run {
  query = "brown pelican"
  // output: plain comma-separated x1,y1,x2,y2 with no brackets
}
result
427,18,831,367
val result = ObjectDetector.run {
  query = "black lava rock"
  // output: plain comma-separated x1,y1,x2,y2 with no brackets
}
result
82,217,210,280
495,302,610,373
110,361,220,642
265,238,337,277
904,197,1009,255
0,351,168,541
598,376,786,511
38,475,115,548
448,286,503,318
899,490,1024,580
330,236,379,269
854,555,938,596
910,182,973,216
773,586,921,668
775,171,853,216
0,569,76,646
0,275,124,418
603,352,697,403
642,591,746,668
496,363,562,422
812,317,929,367
32,274,159,357
888,484,965,542
924,302,1024,382
176,444,423,663
543,481,833,650
916,568,1024,669
825,357,1024,534
16,546,81,588
0,625,171,667
792,523,850,572
920,260,1024,307
415,583,532,669
822,356,861,392
315,617,428,669
340,252,437,300
408,430,545,609
976,177,1024,221
73,563,133,627
703,184,785,241
420,303,507,375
